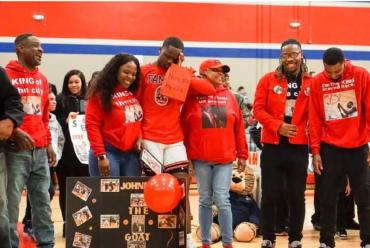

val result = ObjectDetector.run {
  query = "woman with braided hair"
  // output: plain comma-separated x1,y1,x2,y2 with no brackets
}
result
253,38,312,248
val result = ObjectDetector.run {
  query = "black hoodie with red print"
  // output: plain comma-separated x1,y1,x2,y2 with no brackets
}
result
5,60,51,148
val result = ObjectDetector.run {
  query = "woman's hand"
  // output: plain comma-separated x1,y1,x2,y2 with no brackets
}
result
98,157,110,177
66,112,79,123
135,137,144,151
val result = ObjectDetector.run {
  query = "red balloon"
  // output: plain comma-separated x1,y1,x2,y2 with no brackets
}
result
144,173,182,213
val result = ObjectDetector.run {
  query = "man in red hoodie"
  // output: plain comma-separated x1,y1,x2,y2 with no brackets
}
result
5,33,56,248
253,39,311,248
137,37,215,248
309,47,370,248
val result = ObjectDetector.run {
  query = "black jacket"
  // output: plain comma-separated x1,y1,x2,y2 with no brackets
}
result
55,93,86,166
0,67,24,150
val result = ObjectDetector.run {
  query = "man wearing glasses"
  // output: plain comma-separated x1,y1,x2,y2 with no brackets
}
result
253,39,312,248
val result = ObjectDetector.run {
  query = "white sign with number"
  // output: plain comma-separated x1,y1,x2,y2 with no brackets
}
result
68,114,90,164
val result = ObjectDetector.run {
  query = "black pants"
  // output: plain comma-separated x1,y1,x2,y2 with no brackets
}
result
275,176,289,231
56,158,89,222
319,143,370,247
312,173,355,229
260,142,308,243
337,182,352,229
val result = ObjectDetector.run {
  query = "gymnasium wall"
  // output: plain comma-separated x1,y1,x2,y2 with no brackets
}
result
1,1,370,99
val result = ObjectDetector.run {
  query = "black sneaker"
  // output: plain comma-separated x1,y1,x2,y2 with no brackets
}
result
312,222,321,231
23,220,32,233
337,228,348,240
261,240,275,248
24,226,36,241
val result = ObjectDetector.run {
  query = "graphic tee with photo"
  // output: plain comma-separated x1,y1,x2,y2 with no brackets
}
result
323,89,358,121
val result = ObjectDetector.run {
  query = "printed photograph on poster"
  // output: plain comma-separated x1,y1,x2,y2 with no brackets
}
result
72,232,92,248
100,214,120,229
323,90,358,121
132,215,145,233
127,240,146,248
100,179,120,192
72,181,92,201
178,231,185,246
178,205,185,228
158,215,177,229
140,149,163,175
130,193,147,207
72,206,93,227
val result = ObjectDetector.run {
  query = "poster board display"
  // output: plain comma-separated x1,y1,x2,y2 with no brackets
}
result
66,177,187,248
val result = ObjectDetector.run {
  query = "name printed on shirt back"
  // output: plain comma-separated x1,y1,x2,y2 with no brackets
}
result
147,74,164,84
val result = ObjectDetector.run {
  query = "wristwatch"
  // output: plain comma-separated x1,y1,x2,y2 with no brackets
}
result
97,154,107,161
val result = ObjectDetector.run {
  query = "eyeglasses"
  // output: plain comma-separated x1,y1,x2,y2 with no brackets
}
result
281,51,301,59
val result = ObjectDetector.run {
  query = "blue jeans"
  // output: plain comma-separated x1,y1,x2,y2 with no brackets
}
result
88,144,141,176
194,160,233,245
0,152,11,248
5,148,54,248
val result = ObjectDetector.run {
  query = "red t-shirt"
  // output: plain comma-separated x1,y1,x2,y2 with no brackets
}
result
137,63,215,144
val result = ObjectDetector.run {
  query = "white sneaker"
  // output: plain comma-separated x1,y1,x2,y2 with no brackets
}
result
290,240,302,248
319,243,331,248
187,233,196,248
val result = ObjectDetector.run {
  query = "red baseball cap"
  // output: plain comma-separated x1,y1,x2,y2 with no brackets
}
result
199,59,230,75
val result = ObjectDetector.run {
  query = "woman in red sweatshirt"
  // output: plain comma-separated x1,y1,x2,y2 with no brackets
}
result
181,59,248,248
86,53,142,177
253,39,311,248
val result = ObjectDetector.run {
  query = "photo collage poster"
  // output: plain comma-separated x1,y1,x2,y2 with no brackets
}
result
66,177,187,248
